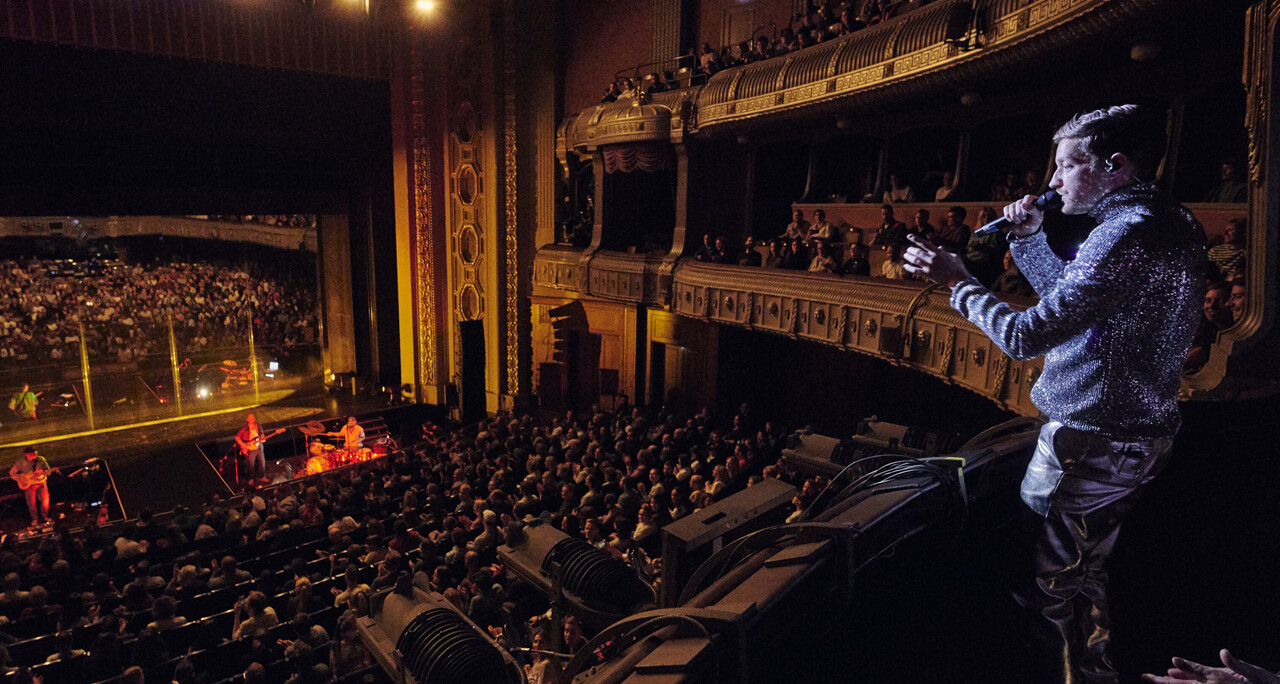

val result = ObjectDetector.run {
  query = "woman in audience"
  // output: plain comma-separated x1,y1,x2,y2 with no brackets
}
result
232,590,279,640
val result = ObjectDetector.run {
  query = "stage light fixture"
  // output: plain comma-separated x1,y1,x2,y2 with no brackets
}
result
416,0,436,12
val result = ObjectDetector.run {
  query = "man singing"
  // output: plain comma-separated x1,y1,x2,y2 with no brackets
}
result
903,105,1206,683
10,446,51,528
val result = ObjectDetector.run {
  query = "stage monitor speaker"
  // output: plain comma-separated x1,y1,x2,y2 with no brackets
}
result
660,477,796,607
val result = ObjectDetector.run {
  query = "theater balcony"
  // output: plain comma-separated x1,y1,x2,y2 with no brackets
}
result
669,262,1043,416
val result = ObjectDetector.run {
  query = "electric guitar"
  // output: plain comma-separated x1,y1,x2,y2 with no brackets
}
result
12,466,49,490
238,428,285,456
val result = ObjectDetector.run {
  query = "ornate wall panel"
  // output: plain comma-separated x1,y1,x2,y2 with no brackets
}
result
407,45,445,394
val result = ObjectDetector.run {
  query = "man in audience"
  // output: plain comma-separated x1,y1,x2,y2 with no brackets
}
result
935,170,957,201
784,238,810,270
931,206,971,253
1204,157,1248,203
807,240,838,273
1229,279,1246,324
1186,280,1234,371
962,206,1008,287
873,205,908,247
693,234,717,262
738,237,763,267
903,104,1205,684
783,209,810,240
881,244,908,280
912,209,935,240
809,209,836,241
839,242,871,277
1208,217,1246,279
882,173,916,204
991,251,1034,297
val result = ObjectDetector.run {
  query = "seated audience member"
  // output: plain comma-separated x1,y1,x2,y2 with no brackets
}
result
1014,168,1044,198
44,631,84,663
618,78,638,100
783,209,810,240
962,206,1008,287
1229,280,1246,325
1208,217,1247,279
934,171,957,201
873,205,908,248
839,242,871,277
809,209,836,241
932,206,971,253
882,173,916,204
738,237,763,267
693,234,717,262
990,251,1034,297
600,82,620,103
807,240,838,273
1204,158,1248,203
764,239,788,269
1185,281,1235,372
911,209,934,240
784,238,810,270
881,244,908,280
232,591,278,640
1144,648,1279,684
330,615,372,678
710,236,733,264
990,172,1019,201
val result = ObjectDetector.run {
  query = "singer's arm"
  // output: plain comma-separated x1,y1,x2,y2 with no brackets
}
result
951,226,1148,361
1009,231,1067,297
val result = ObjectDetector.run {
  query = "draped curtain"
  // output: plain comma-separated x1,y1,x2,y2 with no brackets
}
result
602,142,674,173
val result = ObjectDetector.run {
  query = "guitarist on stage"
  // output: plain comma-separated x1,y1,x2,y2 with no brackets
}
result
235,413,282,485
10,446,50,528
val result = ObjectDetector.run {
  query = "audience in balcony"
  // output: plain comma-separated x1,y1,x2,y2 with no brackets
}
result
807,241,839,274
1229,280,1246,324
738,237,763,267
839,242,871,277
1208,217,1247,280
934,171,957,202
911,209,934,240
990,251,1034,297
809,209,837,241
873,205,909,248
990,173,1020,202
931,206,971,254
881,244,909,280
764,240,788,269
784,210,811,240
1204,158,1248,203
962,206,1008,287
1186,280,1235,371
785,238,811,270
882,174,916,204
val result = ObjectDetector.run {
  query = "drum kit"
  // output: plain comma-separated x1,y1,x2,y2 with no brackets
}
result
299,421,390,476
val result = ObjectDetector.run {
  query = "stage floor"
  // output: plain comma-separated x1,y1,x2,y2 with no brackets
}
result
0,380,436,523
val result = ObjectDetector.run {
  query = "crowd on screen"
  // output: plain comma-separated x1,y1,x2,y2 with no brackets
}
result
0,258,318,370
0,400,842,683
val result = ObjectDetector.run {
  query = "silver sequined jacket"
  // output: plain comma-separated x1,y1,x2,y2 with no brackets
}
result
950,183,1205,440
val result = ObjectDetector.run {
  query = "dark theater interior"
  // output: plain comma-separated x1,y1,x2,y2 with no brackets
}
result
1,0,1279,682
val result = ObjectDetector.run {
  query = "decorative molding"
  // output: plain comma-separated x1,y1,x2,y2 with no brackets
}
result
409,46,438,387
502,0,520,396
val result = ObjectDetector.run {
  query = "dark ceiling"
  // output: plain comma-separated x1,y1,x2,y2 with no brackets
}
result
0,39,392,216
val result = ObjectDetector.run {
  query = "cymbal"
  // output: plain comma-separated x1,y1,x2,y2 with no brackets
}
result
299,420,327,437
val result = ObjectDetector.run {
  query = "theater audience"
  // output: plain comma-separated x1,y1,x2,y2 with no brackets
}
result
935,171,957,201
962,206,1008,287
881,244,909,280
809,210,836,242
990,251,1034,297
1204,158,1248,203
1186,281,1235,372
873,205,908,248
882,174,916,204
839,243,871,277
738,237,763,267
784,210,810,240
1208,217,1247,280
931,206,971,254
807,241,839,274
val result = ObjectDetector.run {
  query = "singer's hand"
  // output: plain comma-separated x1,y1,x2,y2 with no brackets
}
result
1003,194,1044,237
903,235,971,288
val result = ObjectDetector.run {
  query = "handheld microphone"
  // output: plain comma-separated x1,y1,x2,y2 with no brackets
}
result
974,190,1062,236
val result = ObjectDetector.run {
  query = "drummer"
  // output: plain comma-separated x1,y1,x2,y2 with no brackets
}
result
327,416,366,451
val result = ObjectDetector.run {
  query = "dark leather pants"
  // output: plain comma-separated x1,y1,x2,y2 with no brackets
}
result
1020,421,1173,684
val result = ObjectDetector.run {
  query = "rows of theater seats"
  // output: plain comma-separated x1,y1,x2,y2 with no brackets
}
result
0,459,400,684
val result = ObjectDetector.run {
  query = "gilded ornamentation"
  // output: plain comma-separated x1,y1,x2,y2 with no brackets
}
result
502,0,521,396
410,47,438,388
992,353,1009,399
1244,3,1270,185
939,327,955,374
